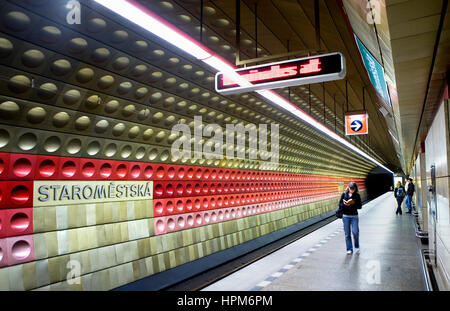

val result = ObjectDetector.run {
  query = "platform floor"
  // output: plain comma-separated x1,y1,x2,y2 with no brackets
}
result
202,192,427,291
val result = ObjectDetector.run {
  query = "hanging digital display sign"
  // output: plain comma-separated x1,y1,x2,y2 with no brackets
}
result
215,52,346,95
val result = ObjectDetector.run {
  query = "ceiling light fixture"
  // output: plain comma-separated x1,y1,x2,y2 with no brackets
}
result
94,0,393,174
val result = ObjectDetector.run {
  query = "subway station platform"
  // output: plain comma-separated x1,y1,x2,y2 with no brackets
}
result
203,192,427,291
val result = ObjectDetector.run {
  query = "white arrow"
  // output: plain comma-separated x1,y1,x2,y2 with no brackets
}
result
351,120,363,132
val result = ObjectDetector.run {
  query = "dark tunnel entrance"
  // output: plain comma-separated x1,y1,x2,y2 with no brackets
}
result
365,167,394,200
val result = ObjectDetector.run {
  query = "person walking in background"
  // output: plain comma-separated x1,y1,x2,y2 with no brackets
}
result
338,182,362,254
394,181,406,215
405,178,415,214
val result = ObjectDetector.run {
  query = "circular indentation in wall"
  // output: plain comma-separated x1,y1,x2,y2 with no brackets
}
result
132,64,147,77
38,83,58,99
117,82,132,95
63,89,81,105
208,36,219,44
11,240,31,260
26,107,46,124
82,162,95,177
85,95,101,109
18,132,37,151
51,59,72,76
0,37,13,58
150,92,162,103
8,75,31,93
98,75,115,89
0,101,20,119
110,30,129,43
99,163,112,178
74,116,91,131
105,100,119,113
156,219,165,233
122,104,135,117
131,165,140,178
3,11,31,31
22,49,45,68
179,64,192,74
104,143,117,157
66,138,81,154
38,159,55,177
167,218,175,230
177,83,189,93
52,112,70,128
213,18,230,27
151,112,164,124
10,213,30,232
61,160,76,177
43,136,61,153
86,141,100,156
91,47,110,62
164,115,176,127
93,120,109,134
159,150,170,162
176,14,191,24
112,123,126,136
128,126,140,139
13,158,32,178
116,164,127,177
175,101,187,111
11,185,29,204
67,37,88,54
163,78,177,88
177,216,185,228
167,57,179,67
120,145,132,158
135,87,148,99
166,133,178,144
142,128,153,141
40,25,61,43
148,148,158,160
0,158,4,175
150,49,164,60
144,165,153,178
112,56,130,71
135,147,145,160
138,108,150,120
154,131,166,143
76,68,95,83
131,40,148,52
87,18,107,33
163,97,175,108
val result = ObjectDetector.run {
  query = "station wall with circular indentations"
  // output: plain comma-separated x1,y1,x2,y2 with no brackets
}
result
0,0,371,291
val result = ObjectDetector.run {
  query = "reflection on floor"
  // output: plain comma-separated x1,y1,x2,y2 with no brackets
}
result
203,192,426,291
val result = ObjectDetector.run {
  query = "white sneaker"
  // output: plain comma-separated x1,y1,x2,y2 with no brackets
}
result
355,248,360,254
347,250,352,255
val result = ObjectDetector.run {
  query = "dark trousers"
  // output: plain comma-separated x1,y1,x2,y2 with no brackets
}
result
396,198,404,215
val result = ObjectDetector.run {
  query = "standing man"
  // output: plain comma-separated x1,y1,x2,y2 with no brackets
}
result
405,178,415,214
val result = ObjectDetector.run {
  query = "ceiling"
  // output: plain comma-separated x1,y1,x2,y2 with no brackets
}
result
344,0,449,174
140,0,402,171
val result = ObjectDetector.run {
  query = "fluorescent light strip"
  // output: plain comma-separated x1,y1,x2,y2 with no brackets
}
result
95,0,393,174
95,0,212,60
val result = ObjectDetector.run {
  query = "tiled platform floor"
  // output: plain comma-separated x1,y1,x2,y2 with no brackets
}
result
203,192,426,291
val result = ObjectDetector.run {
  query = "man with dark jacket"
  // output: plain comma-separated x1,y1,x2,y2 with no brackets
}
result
405,178,415,214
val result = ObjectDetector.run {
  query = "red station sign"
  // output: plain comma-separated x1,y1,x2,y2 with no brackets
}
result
215,52,346,95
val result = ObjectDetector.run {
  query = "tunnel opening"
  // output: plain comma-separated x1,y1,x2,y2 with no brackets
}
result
365,166,394,200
